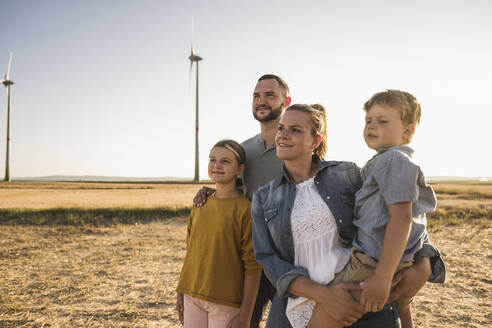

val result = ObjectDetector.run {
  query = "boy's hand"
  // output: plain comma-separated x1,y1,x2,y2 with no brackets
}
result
193,186,215,207
176,293,184,325
360,274,392,313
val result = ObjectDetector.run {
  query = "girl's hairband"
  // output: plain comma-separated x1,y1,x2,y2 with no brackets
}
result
222,144,242,163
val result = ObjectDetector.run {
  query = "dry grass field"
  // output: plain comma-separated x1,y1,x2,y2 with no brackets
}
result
429,181,492,210
0,182,214,210
0,181,491,327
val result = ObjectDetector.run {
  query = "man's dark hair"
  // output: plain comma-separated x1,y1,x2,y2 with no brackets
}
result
258,74,290,97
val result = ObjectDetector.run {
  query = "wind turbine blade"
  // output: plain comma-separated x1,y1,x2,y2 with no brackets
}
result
5,52,13,80
191,16,196,56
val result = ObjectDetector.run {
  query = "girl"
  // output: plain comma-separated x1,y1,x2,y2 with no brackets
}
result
176,139,261,328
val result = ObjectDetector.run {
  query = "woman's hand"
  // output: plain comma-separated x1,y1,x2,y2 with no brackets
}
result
176,293,184,325
388,256,431,303
317,283,365,327
193,186,215,207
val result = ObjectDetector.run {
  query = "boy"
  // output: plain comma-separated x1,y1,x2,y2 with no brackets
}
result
330,90,437,328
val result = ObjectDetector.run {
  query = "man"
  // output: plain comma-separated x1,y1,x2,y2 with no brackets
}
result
241,74,292,327
193,74,445,327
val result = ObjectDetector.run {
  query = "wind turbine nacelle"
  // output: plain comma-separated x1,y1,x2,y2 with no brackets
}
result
189,54,202,62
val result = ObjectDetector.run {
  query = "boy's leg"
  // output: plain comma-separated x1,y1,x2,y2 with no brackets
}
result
250,271,275,327
183,294,208,328
331,250,377,303
394,261,415,328
397,303,414,328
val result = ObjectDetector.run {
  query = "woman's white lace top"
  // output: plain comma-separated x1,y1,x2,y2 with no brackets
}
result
290,176,350,284
286,177,352,328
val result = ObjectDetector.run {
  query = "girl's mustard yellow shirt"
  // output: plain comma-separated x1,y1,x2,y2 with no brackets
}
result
176,194,261,307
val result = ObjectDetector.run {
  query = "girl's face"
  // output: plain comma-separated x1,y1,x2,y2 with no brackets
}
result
275,110,320,161
208,147,244,185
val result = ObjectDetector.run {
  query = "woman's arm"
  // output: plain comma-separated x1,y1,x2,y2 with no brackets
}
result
288,276,365,327
251,191,309,297
227,274,261,328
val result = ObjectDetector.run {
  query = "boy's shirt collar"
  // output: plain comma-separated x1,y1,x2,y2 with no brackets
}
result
377,145,414,157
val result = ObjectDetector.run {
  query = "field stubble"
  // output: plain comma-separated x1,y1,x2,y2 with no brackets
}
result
0,181,491,327
0,182,213,210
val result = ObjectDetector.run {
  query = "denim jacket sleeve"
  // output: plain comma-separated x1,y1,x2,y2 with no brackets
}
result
251,189,309,298
414,232,446,283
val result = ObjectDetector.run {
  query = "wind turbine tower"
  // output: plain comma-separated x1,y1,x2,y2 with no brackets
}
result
1,53,14,182
189,18,202,182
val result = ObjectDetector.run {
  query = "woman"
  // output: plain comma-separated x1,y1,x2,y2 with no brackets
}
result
251,104,433,327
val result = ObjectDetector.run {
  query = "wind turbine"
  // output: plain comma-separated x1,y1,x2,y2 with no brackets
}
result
189,17,202,182
0,53,14,182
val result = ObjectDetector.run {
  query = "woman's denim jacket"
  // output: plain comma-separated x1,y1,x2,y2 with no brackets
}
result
251,158,361,299
251,156,445,327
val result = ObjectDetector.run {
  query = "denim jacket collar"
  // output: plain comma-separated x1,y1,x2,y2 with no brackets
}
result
274,155,340,188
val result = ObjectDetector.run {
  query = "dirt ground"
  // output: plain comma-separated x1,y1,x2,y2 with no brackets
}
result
0,181,490,327
0,218,490,327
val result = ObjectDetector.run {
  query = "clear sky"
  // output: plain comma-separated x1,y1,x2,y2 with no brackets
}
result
0,0,491,179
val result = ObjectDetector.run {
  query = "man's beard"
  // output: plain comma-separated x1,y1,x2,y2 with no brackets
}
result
253,103,284,122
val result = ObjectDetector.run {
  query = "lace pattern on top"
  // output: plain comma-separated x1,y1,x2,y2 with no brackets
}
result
291,177,337,244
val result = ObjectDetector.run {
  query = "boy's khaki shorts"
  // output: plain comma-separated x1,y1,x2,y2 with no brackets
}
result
331,249,414,307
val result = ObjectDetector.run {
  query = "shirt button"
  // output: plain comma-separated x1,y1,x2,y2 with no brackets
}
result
264,218,268,222
326,196,330,200
339,219,342,223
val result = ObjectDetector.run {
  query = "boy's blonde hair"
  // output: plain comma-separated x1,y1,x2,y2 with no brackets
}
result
364,89,421,126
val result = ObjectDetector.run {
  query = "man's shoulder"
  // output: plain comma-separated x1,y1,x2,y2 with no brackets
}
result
241,134,261,148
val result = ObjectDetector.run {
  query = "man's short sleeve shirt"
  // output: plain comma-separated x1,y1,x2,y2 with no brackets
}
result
241,134,284,200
